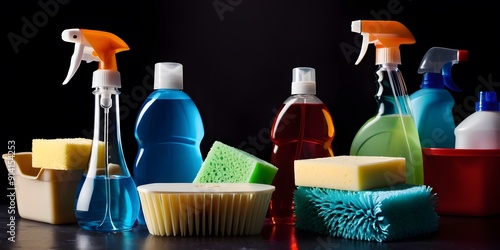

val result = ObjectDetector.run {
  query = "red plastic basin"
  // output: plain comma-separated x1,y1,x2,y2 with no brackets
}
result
423,148,500,216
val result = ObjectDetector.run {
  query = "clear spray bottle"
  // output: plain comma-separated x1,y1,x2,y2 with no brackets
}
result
62,28,140,232
350,20,423,185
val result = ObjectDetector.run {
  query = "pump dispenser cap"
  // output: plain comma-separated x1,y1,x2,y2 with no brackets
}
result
476,91,499,111
291,67,316,95
154,62,183,90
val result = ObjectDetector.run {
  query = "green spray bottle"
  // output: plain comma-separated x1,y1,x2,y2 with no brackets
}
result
349,20,423,185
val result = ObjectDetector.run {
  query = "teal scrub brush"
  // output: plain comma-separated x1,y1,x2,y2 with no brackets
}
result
293,185,330,235
294,183,439,242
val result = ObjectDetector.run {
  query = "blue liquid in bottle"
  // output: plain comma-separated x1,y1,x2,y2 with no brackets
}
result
74,88,140,233
62,28,140,233
75,175,140,231
134,94,204,184
133,63,204,225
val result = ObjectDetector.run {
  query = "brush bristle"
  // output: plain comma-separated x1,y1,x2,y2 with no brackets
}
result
294,184,438,242
293,187,330,235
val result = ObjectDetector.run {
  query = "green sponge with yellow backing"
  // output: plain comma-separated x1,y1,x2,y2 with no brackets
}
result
193,141,278,184
294,183,439,242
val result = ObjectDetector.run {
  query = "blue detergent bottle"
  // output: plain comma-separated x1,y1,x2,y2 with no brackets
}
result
133,62,204,225
410,47,468,148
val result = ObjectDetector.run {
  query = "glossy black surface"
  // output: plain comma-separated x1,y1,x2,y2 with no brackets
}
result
1,205,499,250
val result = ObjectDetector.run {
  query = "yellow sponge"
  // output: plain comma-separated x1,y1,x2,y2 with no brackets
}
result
32,138,101,170
294,155,406,191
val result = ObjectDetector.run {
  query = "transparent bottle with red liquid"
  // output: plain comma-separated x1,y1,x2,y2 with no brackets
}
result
269,67,335,225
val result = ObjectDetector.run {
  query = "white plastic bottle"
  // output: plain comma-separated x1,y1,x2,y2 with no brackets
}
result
455,91,500,149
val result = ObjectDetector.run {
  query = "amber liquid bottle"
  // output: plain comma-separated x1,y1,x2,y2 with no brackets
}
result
269,67,334,225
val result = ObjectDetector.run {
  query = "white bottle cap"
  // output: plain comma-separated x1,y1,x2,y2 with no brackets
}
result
291,67,316,95
92,70,121,88
154,62,183,90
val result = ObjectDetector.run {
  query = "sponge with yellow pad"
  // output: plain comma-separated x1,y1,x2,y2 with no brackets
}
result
293,155,438,242
32,138,102,170
294,155,406,191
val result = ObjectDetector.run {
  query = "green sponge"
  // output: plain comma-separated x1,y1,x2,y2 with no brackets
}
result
193,141,278,184
294,184,439,242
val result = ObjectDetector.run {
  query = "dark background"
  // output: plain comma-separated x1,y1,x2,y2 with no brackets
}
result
2,0,499,204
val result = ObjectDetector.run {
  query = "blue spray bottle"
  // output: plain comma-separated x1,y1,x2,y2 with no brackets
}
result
410,47,468,148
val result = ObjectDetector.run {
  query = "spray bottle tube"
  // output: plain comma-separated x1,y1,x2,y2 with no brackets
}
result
62,28,139,232
349,20,423,185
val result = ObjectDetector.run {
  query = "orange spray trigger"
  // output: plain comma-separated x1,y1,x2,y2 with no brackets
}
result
62,28,129,87
79,29,129,71
351,20,415,65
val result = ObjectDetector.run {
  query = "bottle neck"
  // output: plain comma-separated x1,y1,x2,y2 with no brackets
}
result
375,64,412,116
87,87,130,178
285,94,322,104
378,63,398,71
